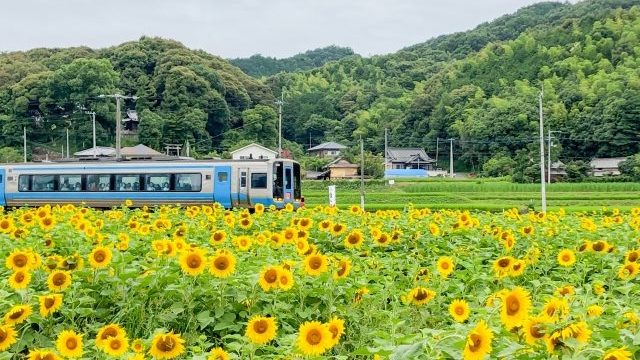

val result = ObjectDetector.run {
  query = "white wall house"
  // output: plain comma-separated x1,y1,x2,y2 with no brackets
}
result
230,143,278,160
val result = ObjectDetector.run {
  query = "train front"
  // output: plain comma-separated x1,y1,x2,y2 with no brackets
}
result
271,160,303,209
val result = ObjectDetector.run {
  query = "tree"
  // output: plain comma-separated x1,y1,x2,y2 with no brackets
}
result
0,147,22,163
240,105,278,148
138,110,164,150
482,154,517,177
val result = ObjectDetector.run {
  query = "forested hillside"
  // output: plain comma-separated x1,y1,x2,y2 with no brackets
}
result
230,46,355,77
0,37,277,157
267,0,640,176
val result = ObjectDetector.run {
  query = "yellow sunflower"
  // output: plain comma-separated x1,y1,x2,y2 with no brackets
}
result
96,323,127,350
540,297,569,323
207,347,230,360
436,256,455,278
602,347,632,360
625,250,640,263
132,338,145,353
509,259,526,277
39,294,63,317
245,316,277,344
89,246,113,269
493,256,514,278
254,203,265,215
296,321,332,356
500,287,531,330
56,330,83,358
258,266,280,291
522,316,547,345
102,335,129,357
39,216,56,231
210,230,227,245
27,349,62,360
209,250,236,278
326,317,345,348
5,249,32,271
179,248,207,276
449,299,470,323
618,262,640,280
233,236,252,251
0,324,17,351
557,249,576,267
8,269,32,290
333,258,352,280
277,266,295,291
406,287,436,306
149,331,185,359
587,304,604,317
344,230,364,249
4,304,32,325
463,320,493,360
330,223,346,236
47,270,72,292
303,253,328,276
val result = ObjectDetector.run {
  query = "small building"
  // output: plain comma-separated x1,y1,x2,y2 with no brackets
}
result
386,148,435,170
73,146,116,158
120,144,163,160
550,161,568,182
308,142,347,158
327,159,359,179
122,110,139,134
590,157,626,177
230,143,278,160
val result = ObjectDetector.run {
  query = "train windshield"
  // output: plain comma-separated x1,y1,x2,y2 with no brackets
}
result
293,163,301,200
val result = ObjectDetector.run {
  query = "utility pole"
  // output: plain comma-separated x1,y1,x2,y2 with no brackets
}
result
66,128,69,158
448,138,455,178
539,87,547,212
384,128,388,178
275,90,284,158
23,127,27,163
86,111,96,157
98,94,137,159
360,136,365,210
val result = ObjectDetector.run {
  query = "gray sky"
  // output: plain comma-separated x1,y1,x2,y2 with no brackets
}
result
0,0,567,59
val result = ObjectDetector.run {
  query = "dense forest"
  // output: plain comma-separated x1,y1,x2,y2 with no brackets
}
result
1,0,640,180
230,46,355,77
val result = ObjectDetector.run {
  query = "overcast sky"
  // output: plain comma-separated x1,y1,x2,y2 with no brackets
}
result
1,0,570,59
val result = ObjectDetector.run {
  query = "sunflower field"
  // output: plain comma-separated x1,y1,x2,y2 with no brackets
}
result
1,203,640,360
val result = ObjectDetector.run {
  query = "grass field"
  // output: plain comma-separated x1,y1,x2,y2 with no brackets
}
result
302,180,640,211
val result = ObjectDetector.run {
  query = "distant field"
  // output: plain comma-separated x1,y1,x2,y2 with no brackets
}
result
302,180,640,212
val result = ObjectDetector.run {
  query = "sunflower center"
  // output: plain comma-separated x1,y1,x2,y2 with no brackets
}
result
15,272,25,282
498,259,510,268
94,251,106,262
337,263,347,277
0,328,7,341
66,337,78,349
348,234,359,244
530,324,545,338
9,309,24,320
455,306,465,315
187,254,202,268
629,252,639,262
414,289,428,301
101,328,118,340
468,333,482,352
328,325,338,339
156,336,176,351
214,257,229,270
562,254,571,262
546,306,556,317
13,254,28,267
506,296,520,315
44,297,55,308
306,329,322,345
264,269,278,283
53,273,67,286
593,242,604,251
309,257,322,270
110,338,123,350
441,262,450,270
253,320,268,334
279,275,289,285
513,263,522,271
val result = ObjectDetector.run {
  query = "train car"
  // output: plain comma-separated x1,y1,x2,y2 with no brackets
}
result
0,158,302,209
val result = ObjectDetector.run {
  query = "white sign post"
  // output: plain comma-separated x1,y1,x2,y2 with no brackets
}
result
328,185,336,207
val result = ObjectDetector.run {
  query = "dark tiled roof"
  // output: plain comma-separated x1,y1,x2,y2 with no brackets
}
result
308,142,347,151
386,148,434,163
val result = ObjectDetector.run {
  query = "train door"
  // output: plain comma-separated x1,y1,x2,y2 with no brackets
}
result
214,166,232,208
236,167,250,207
0,168,5,206
283,163,294,202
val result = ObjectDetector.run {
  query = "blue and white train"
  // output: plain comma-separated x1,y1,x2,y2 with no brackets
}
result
0,158,303,209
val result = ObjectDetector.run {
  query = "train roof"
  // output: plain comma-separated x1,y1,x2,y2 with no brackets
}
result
0,158,298,167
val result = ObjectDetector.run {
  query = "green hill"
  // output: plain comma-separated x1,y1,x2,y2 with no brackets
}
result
230,46,355,77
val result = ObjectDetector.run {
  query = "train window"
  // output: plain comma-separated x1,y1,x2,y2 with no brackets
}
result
18,175,29,191
218,172,228,182
32,175,55,191
87,175,111,192
115,175,140,191
273,162,283,198
144,174,170,191
285,168,292,190
294,163,301,199
175,174,202,192
251,173,267,189
59,175,82,192
240,172,247,188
